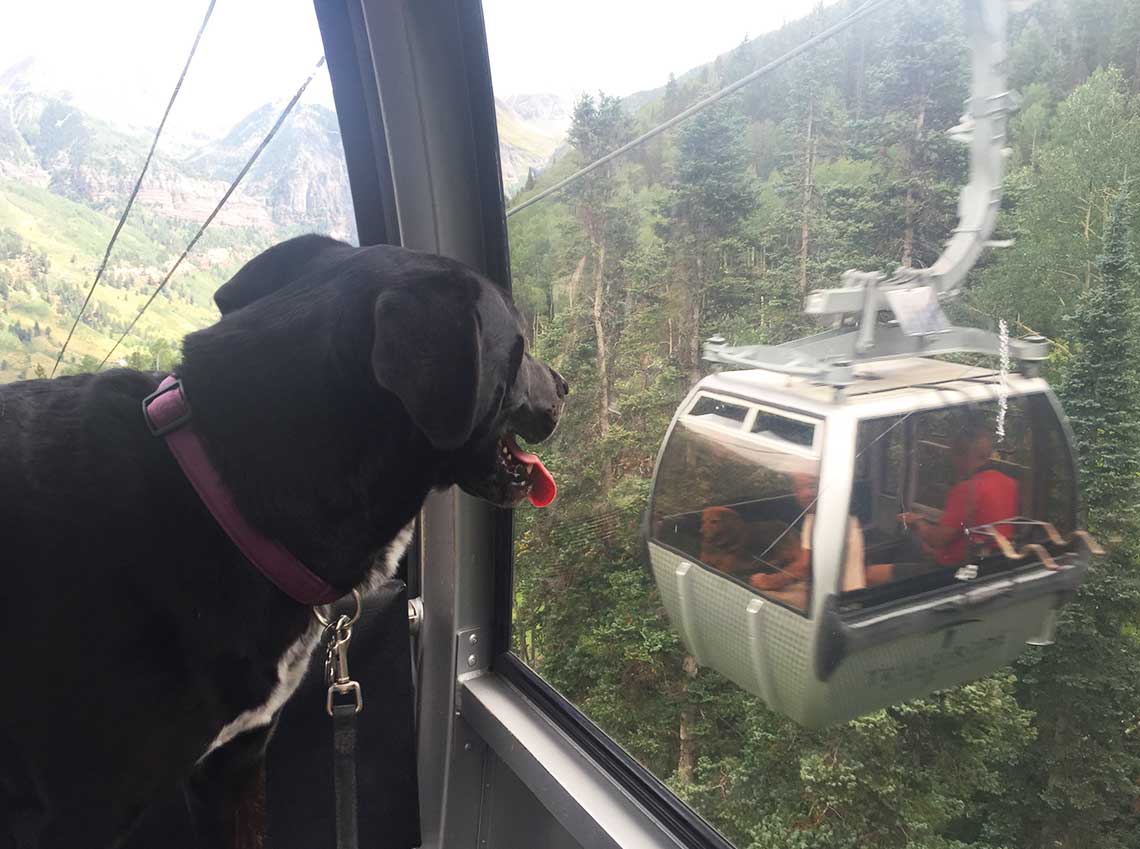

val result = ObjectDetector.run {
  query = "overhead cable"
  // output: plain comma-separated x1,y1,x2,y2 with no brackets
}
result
505,0,896,219
51,0,217,377
99,56,327,370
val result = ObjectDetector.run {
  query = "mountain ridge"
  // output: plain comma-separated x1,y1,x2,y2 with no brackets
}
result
0,68,575,380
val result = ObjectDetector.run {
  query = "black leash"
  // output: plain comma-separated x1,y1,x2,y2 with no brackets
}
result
331,704,360,849
317,592,364,849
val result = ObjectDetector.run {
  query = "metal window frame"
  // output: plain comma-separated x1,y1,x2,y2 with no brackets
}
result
315,0,735,846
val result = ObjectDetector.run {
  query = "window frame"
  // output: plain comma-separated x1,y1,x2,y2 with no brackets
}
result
323,0,740,845
684,390,823,456
686,392,752,428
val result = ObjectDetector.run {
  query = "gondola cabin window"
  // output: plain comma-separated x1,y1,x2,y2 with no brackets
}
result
687,395,750,427
844,395,1077,603
651,396,822,612
0,0,354,384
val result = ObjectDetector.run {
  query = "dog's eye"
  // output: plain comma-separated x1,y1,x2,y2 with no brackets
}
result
489,383,506,416
508,337,524,386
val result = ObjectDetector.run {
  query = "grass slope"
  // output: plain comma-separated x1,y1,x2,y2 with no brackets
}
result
0,180,226,381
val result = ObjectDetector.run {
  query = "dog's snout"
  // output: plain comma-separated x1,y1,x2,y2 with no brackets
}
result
550,367,569,399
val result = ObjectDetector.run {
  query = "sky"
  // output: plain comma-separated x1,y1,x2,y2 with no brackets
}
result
0,0,333,143
483,0,835,99
0,0,832,141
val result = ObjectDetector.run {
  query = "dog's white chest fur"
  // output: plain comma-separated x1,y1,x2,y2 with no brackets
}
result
202,618,323,758
201,524,415,760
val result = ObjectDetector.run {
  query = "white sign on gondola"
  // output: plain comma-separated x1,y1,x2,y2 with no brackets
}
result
884,286,951,337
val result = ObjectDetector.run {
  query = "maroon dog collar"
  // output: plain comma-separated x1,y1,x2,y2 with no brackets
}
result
142,375,343,606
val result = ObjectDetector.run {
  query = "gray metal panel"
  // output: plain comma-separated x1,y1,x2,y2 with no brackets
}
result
700,359,1049,418
481,751,585,849
354,0,499,846
461,675,690,849
348,1,710,846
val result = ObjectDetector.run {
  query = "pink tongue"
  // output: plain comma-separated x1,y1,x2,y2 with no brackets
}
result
506,435,556,507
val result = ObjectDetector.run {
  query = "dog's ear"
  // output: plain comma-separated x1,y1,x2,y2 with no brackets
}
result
214,235,348,314
371,285,481,451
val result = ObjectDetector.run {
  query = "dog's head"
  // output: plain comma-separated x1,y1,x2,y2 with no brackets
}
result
701,506,747,552
211,236,567,509
367,261,567,508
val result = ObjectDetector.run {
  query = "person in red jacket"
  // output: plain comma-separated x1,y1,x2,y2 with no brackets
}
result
900,417,1019,567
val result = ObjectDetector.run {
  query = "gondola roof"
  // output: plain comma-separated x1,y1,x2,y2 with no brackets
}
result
698,357,1050,417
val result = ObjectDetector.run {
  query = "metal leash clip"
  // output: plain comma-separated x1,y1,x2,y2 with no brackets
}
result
316,590,364,715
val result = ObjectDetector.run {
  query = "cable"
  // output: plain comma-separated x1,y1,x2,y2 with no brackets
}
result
505,0,897,219
98,56,327,370
50,0,217,378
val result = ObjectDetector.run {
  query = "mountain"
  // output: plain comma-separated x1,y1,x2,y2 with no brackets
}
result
178,102,356,240
1,57,572,227
495,96,569,193
0,87,166,206
0,77,357,242
0,70,575,381
503,93,573,137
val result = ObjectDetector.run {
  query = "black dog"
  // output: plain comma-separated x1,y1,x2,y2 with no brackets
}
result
0,235,567,848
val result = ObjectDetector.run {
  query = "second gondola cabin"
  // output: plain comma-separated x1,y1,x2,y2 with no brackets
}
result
645,358,1099,728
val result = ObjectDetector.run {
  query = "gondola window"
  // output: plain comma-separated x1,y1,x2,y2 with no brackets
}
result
651,405,823,612
849,396,1077,597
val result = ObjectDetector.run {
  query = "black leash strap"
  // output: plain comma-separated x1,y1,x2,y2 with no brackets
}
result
332,704,360,849
317,592,364,849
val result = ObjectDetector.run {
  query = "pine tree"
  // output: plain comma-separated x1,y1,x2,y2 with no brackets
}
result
997,187,1140,849
567,93,634,464
663,73,681,119
1063,189,1140,524
664,99,758,383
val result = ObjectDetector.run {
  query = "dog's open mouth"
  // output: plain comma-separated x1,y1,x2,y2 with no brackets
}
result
498,433,556,507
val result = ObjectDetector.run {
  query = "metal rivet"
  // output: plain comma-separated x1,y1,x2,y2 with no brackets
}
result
467,653,478,667
464,742,473,751
468,633,479,646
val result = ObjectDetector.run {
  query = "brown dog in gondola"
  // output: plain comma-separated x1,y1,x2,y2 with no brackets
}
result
700,506,799,579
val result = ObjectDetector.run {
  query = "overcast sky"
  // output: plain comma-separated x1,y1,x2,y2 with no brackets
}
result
0,0,832,139
483,0,834,99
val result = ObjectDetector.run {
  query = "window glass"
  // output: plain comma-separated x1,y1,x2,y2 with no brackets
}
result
489,0,1131,845
882,419,905,498
651,417,820,610
0,0,355,384
849,396,1077,596
913,408,956,508
752,409,815,447
688,394,749,427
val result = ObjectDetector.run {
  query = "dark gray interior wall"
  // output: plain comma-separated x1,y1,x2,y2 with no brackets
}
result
267,581,420,849
481,753,584,849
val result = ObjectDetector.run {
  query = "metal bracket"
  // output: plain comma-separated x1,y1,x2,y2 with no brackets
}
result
709,0,1019,386
455,627,490,694
408,595,424,636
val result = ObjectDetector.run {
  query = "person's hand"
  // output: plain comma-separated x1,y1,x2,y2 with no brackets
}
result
750,572,780,590
899,512,925,527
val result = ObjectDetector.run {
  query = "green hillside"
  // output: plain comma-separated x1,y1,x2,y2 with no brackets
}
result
0,84,360,381
496,98,568,192
0,180,235,380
